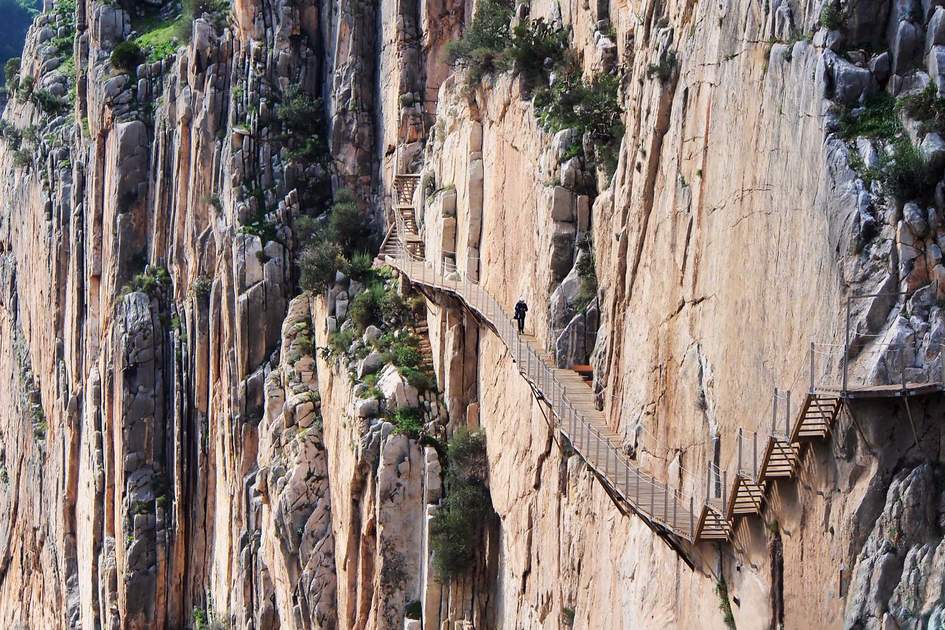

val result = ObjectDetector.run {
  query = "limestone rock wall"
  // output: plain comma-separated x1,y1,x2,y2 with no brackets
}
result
0,0,943,627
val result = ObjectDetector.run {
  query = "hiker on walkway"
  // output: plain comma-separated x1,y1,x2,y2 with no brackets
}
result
514,298,528,333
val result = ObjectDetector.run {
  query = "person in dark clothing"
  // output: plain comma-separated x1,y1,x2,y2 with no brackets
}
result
514,298,528,333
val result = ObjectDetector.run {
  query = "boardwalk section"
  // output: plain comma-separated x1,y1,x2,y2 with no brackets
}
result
381,167,945,546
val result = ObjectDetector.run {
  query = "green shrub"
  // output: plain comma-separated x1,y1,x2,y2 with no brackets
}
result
31,89,65,114
324,328,356,358
122,266,171,298
349,283,386,331
819,2,842,30
276,87,326,161
135,16,183,63
430,481,492,578
446,0,513,67
191,275,212,299
345,251,375,283
111,41,144,72
429,430,493,578
447,429,487,482
533,67,623,179
562,607,576,626
838,92,899,140
506,18,568,85
32,414,47,440
876,137,936,201
399,366,435,391
405,600,422,620
391,343,422,368
299,241,344,293
390,406,424,437
535,69,622,142
716,579,736,628
329,189,372,256
294,215,321,243
12,149,31,168
574,248,598,311
16,75,34,101
897,83,945,135
646,51,678,82
276,87,323,134
4,57,19,90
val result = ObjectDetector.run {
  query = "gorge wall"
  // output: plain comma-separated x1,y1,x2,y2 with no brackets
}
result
0,0,942,628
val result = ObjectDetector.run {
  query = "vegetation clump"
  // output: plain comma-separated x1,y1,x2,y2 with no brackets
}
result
389,406,424,437
898,83,945,136
716,579,736,628
297,188,375,293
134,16,183,63
837,90,940,201
122,265,171,298
111,40,144,72
429,429,494,578
819,2,843,30
837,92,899,141
445,0,514,83
4,57,19,91
533,68,623,175
448,2,621,177
404,600,422,620
178,0,230,40
646,51,679,82
275,87,327,162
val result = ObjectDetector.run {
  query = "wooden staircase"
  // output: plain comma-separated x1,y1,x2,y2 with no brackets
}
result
696,505,731,541
791,394,843,441
380,148,945,552
392,174,425,260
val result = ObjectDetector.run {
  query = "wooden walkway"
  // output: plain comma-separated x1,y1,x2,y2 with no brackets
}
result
381,172,945,548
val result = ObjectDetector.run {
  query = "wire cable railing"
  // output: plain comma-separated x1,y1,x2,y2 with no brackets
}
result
383,167,945,545
382,243,699,541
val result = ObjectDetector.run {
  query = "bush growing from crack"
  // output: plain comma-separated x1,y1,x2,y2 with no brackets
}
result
819,2,842,30
429,429,494,578
111,40,144,72
646,51,679,82
389,406,424,437
297,189,376,294
4,57,19,91
122,266,171,299
716,578,736,628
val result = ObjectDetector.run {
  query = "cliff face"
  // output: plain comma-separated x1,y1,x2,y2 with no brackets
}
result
0,0,942,628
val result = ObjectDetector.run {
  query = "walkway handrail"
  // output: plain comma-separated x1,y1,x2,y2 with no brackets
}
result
383,244,698,541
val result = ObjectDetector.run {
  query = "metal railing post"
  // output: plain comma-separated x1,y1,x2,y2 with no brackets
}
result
900,346,906,391
753,431,758,481
650,477,655,519
637,469,641,505
810,341,815,393
722,470,728,512
623,458,629,496
772,387,777,435
705,463,711,504
663,484,669,526
672,492,678,531
785,391,791,438
843,297,851,396
737,428,743,474
690,496,695,539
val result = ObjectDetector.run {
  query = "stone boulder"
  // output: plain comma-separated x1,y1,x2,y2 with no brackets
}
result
377,364,419,409
822,51,878,105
